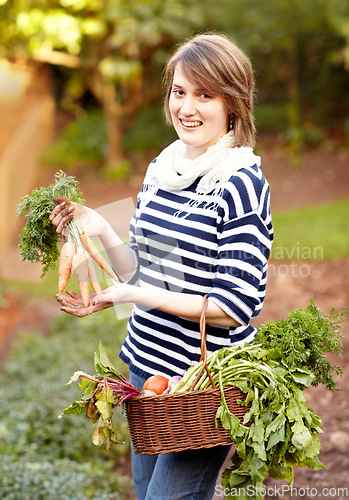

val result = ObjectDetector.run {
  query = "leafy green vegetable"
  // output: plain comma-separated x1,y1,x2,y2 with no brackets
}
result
172,342,327,499
255,299,346,390
218,357,325,499
17,170,84,277
171,301,345,499
60,342,141,450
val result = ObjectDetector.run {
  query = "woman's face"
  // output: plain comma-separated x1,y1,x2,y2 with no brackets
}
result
169,65,229,160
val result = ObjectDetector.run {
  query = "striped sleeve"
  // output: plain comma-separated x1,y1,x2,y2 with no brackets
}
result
209,211,272,325
208,170,273,325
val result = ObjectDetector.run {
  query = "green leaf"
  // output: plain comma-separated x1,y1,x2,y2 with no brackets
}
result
288,368,314,387
94,341,123,380
269,462,291,480
65,370,91,385
249,453,268,482
78,378,97,396
266,423,285,451
242,398,260,424
308,409,322,431
265,409,286,439
291,420,312,451
252,442,267,462
95,341,114,372
59,399,88,417
223,466,250,488
301,456,326,471
303,433,321,459
95,399,112,421
216,405,238,431
95,380,115,405
236,440,247,460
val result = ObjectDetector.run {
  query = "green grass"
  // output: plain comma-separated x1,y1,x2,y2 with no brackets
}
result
271,197,349,260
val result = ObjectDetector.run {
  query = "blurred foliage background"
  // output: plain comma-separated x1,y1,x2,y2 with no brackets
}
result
1,0,349,173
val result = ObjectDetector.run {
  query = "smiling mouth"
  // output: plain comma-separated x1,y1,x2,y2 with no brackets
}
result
180,119,202,128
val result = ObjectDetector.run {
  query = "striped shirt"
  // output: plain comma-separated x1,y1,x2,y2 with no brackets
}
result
119,161,273,379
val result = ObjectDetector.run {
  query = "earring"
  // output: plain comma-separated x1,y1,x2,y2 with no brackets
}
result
229,116,234,130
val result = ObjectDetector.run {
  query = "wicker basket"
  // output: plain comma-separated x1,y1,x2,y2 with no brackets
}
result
125,296,251,455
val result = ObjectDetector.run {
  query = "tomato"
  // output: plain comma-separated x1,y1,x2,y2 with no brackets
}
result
143,375,169,395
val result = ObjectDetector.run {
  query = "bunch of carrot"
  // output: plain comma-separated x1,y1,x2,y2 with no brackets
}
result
58,219,119,307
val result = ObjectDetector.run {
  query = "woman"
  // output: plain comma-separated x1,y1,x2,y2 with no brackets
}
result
50,32,273,500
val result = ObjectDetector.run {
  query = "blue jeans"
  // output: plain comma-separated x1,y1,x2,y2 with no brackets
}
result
129,371,232,500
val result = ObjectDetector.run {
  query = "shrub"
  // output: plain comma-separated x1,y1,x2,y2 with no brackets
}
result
43,105,177,173
44,110,107,167
0,456,131,500
123,104,177,153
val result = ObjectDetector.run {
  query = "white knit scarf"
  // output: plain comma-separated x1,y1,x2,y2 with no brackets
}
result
142,131,261,216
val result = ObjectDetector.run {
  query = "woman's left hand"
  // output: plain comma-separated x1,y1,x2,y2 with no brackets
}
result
91,283,132,308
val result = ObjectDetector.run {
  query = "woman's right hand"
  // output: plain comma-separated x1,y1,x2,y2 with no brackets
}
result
49,196,109,239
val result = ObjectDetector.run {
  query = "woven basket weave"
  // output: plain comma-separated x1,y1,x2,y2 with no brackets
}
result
125,296,251,455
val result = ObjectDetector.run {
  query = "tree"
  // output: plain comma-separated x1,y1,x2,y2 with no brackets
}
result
327,0,349,70
204,0,335,149
0,0,209,165
2,0,348,158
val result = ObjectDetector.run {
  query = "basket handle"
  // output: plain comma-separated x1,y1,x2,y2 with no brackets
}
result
190,295,217,391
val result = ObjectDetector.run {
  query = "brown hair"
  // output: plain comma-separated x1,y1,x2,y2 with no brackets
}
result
163,33,256,148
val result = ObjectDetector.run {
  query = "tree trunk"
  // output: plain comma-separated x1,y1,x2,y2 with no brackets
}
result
103,100,124,167
285,35,303,152
89,61,162,166
89,67,124,166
